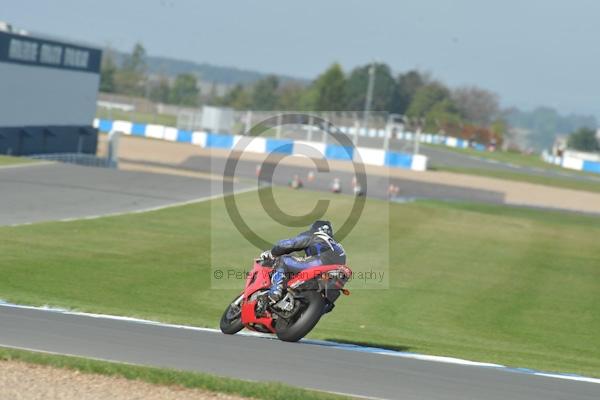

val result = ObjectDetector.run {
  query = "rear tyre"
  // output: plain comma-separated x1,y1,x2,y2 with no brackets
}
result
220,294,244,335
275,290,325,342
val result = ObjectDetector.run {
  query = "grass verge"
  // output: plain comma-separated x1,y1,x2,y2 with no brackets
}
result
423,144,557,170
425,143,600,175
0,188,599,377
0,155,36,166
0,346,350,400
96,109,177,126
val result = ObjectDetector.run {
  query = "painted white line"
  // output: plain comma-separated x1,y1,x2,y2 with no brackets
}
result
533,373,600,384
302,338,503,367
1,301,599,385
6,186,259,227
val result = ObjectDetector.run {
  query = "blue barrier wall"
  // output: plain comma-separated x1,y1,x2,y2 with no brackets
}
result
176,130,193,143
94,119,427,171
385,151,413,168
266,139,294,154
583,160,600,174
98,119,113,133
206,134,234,149
325,144,354,160
131,123,146,136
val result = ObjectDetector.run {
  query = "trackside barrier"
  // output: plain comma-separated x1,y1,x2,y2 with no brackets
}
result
541,151,600,175
94,118,429,171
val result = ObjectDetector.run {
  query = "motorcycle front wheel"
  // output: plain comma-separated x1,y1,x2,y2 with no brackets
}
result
220,294,244,334
275,290,325,342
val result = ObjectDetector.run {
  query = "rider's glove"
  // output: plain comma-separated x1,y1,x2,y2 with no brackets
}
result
259,250,273,261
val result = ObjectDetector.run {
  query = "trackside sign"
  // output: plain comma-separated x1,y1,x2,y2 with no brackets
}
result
0,31,101,73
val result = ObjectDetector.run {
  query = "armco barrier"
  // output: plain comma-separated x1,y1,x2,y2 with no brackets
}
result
94,118,428,171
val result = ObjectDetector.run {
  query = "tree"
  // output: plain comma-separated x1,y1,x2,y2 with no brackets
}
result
277,83,309,110
344,63,397,111
99,49,117,93
149,76,171,103
169,73,199,106
568,127,600,152
406,82,464,133
490,119,507,141
123,42,146,73
406,82,451,118
251,75,279,110
115,42,147,96
312,63,346,111
393,70,426,114
219,84,252,109
452,86,500,126
425,98,463,134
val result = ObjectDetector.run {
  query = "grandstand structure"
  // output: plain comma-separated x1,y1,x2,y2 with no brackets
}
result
0,24,101,155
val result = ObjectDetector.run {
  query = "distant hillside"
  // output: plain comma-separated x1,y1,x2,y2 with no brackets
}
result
505,107,597,151
111,50,308,85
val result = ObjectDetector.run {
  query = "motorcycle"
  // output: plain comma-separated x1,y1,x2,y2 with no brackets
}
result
220,257,352,342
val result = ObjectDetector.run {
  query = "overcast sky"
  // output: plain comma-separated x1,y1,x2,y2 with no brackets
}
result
4,0,599,117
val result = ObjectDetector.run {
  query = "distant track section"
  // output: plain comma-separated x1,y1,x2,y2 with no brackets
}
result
0,162,253,226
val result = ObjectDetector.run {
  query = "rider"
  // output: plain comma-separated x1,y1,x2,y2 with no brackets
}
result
259,220,346,304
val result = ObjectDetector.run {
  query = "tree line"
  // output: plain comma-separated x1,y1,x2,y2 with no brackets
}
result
100,43,505,140
100,43,201,107
216,63,506,138
101,42,599,151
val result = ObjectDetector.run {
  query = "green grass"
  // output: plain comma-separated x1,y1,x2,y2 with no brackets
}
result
96,109,177,126
0,347,349,400
439,167,600,193
0,155,36,166
423,144,600,192
425,143,600,176
0,188,599,378
424,144,551,169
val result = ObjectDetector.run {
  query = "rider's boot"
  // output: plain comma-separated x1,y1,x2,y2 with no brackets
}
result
256,267,286,316
268,269,286,303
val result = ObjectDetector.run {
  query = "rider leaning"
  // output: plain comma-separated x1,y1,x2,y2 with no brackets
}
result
260,220,346,303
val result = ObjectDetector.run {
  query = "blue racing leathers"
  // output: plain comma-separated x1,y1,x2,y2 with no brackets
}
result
268,229,346,300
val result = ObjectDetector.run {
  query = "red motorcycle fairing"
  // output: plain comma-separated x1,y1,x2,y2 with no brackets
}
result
287,264,352,288
240,260,352,333
241,262,277,333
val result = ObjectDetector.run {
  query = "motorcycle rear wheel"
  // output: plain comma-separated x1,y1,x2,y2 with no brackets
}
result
275,290,325,342
220,294,244,334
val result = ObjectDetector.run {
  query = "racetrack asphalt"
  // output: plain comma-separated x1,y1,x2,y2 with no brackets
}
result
0,305,598,400
0,162,252,226
123,154,507,205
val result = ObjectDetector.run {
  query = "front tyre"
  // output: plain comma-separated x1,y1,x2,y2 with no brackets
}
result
275,290,325,342
220,294,244,335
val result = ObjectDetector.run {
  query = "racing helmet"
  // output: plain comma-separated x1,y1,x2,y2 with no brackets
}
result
311,220,333,237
